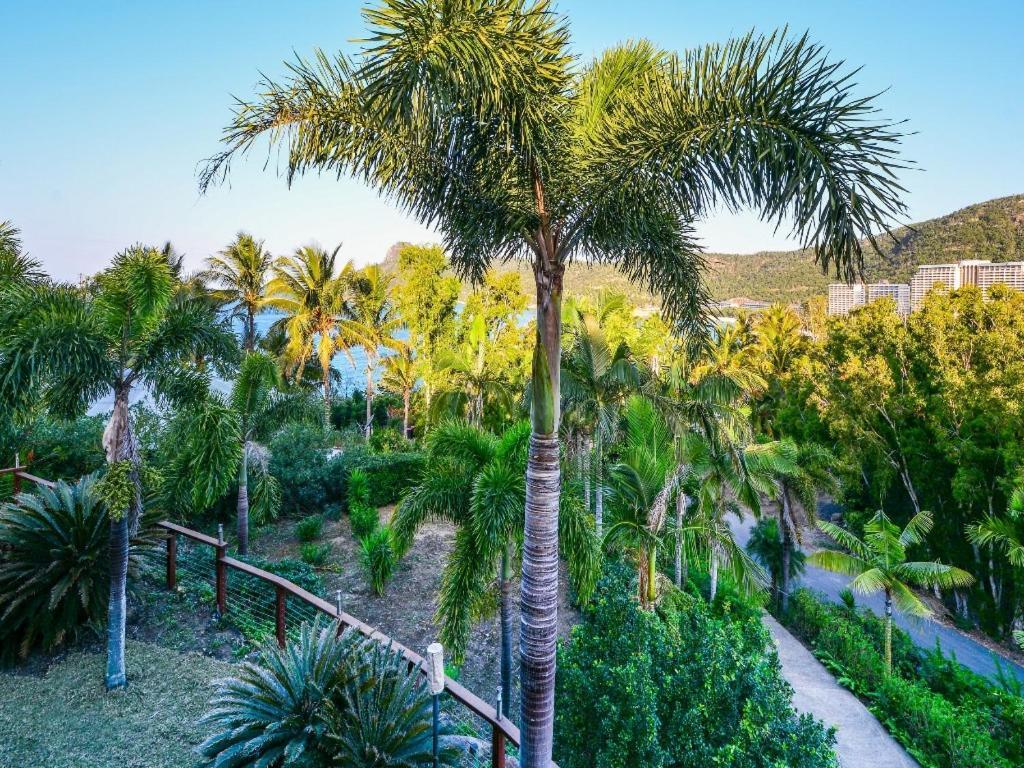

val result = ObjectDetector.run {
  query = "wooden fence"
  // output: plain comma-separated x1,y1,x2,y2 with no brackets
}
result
3,466,519,768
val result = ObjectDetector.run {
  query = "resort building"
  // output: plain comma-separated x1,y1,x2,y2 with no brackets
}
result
828,282,910,316
910,259,1024,310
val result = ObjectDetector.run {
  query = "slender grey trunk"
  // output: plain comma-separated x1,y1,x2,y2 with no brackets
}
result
709,550,720,603
519,242,562,768
884,589,894,674
582,437,591,512
322,369,332,430
594,434,603,538
780,522,793,613
237,444,250,555
403,389,411,439
365,365,374,438
500,545,514,718
674,491,687,588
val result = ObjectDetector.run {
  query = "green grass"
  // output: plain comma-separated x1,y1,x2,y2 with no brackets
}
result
0,640,231,768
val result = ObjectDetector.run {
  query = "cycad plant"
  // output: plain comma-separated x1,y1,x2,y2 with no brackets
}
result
203,4,909,757
0,474,154,663
0,245,236,689
392,419,599,715
202,231,274,351
811,510,974,672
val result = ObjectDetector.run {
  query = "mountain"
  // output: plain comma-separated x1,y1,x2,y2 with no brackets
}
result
380,195,1024,306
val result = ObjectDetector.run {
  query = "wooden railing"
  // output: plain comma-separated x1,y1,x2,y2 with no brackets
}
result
3,466,518,768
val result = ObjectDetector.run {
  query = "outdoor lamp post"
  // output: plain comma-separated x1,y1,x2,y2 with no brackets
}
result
426,642,445,768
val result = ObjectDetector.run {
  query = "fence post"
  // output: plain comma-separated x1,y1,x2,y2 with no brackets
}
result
492,685,506,768
275,586,287,648
215,524,227,616
12,453,20,496
166,531,177,590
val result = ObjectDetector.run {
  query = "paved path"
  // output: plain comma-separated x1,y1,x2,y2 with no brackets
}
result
764,613,918,768
731,514,1024,684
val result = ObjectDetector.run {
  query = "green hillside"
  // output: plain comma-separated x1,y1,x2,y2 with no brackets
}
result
381,195,1024,306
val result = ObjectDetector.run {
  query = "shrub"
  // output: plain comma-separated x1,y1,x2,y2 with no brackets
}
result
268,423,331,515
326,449,425,511
0,415,106,489
300,542,332,567
295,514,324,542
348,467,370,508
360,526,397,596
198,619,456,767
349,502,380,540
369,426,406,454
0,474,153,661
554,562,837,768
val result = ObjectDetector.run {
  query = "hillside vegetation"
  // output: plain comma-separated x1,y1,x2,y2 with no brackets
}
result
382,195,1024,305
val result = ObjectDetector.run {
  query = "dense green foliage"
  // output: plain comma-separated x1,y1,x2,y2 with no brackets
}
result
0,475,153,661
295,514,325,542
783,589,1024,768
359,526,398,596
198,620,455,767
554,563,837,768
269,423,333,515
330,450,425,511
0,415,106,490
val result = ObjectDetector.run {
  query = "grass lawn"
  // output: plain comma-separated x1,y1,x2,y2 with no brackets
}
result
0,640,231,768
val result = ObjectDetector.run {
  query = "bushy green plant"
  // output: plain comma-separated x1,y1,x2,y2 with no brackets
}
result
369,426,406,454
554,562,837,768
349,502,379,540
300,541,332,567
327,449,424,511
269,423,331,515
198,619,456,768
295,514,325,542
347,467,370,508
360,526,397,596
0,415,106,488
0,474,153,661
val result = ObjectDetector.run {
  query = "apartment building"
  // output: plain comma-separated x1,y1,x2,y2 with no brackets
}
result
828,282,910,316
910,260,1024,309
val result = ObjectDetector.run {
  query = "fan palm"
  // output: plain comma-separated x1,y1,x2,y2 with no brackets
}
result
342,264,405,436
202,232,274,351
0,246,237,689
392,419,599,716
561,308,641,536
202,5,909,758
380,348,417,438
967,484,1024,647
811,510,974,673
265,245,354,427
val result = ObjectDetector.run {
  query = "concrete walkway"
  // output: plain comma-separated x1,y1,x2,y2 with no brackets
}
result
764,614,918,768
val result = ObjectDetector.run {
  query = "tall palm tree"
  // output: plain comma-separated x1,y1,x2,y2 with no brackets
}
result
767,440,837,612
0,220,45,291
0,246,237,689
380,349,417,438
604,396,678,608
203,232,274,351
202,7,908,758
433,313,513,428
967,485,1024,647
265,245,353,427
749,304,808,436
392,419,599,717
561,309,640,536
811,510,974,673
342,265,405,436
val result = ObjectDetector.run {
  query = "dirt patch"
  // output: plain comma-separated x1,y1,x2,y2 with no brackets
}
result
249,508,581,711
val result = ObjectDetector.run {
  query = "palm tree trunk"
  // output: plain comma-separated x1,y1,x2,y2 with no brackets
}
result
780,521,793,613
594,434,604,538
648,542,658,606
365,365,374,438
674,491,687,588
709,550,719,603
519,249,562,768
322,368,332,429
244,308,256,352
884,589,893,674
403,388,411,439
582,437,591,512
237,443,249,555
500,544,513,718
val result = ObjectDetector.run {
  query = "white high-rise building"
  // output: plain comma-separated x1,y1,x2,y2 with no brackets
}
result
828,282,910,316
911,260,1024,309
867,283,912,316
911,263,960,310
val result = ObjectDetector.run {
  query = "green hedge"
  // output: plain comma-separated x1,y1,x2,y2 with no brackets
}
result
782,589,1022,768
327,449,424,511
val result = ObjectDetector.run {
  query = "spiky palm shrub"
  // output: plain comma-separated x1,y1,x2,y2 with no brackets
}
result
199,620,454,768
360,526,397,596
0,475,152,662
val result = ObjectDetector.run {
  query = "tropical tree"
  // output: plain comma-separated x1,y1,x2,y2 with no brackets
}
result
746,518,805,610
0,246,236,689
811,509,974,672
434,313,514,428
201,5,909,758
561,308,641,536
343,264,405,436
749,303,809,436
967,483,1024,647
380,348,417,438
0,220,45,291
265,245,353,426
392,419,599,716
202,232,274,351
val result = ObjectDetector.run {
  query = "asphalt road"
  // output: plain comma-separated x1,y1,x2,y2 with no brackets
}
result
730,513,1024,685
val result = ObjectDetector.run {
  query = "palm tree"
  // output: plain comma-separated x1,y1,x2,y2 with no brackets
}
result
433,313,513,428
811,510,974,673
0,246,236,689
265,245,353,427
203,232,274,351
749,304,808,436
380,349,417,438
561,309,640,537
966,485,1024,647
747,518,806,610
202,8,909,758
392,419,599,717
768,440,837,612
0,220,45,291
342,265,405,437
604,396,678,608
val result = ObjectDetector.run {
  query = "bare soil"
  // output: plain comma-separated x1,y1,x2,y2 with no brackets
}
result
249,506,581,710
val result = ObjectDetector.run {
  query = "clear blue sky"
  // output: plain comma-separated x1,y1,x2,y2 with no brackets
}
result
2,0,1021,281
